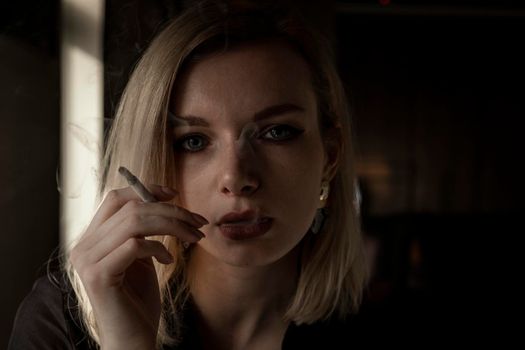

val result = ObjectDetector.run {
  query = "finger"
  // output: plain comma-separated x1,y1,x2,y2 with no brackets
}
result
85,185,179,238
85,213,204,264
93,238,174,285
82,199,207,251
118,201,208,229
77,185,180,251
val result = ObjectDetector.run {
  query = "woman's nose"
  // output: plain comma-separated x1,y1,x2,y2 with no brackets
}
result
217,139,260,197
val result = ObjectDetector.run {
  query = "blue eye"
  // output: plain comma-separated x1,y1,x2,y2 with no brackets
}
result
261,125,303,141
174,134,209,153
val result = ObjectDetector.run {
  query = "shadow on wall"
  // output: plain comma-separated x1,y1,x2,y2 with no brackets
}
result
0,1,60,347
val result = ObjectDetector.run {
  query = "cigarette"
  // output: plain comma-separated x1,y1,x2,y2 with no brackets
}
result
118,166,157,202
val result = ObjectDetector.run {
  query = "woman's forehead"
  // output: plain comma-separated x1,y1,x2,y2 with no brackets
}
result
171,41,315,112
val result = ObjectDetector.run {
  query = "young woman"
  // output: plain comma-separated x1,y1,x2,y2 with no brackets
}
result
9,1,367,349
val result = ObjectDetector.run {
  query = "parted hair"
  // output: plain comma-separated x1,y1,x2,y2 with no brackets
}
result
65,0,368,348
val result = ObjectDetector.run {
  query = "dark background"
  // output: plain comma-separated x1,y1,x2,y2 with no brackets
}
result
1,0,523,347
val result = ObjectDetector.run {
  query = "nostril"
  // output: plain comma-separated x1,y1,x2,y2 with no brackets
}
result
221,182,259,196
240,185,256,195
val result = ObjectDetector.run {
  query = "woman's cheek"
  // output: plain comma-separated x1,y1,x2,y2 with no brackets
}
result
173,157,211,206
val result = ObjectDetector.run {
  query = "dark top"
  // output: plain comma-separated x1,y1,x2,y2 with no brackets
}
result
8,272,361,349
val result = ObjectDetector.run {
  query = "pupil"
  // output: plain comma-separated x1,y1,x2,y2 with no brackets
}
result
272,127,287,138
188,137,201,148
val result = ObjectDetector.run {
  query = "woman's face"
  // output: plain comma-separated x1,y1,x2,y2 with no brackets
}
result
171,41,331,267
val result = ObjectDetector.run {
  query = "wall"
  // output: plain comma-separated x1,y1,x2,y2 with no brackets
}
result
0,1,60,347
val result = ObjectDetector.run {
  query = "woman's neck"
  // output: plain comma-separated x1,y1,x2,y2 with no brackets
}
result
186,245,300,349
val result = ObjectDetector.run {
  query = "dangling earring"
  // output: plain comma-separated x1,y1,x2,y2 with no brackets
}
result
320,181,330,203
311,207,328,235
311,181,330,235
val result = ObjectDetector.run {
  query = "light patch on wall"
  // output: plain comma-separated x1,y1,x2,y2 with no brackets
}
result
60,0,104,247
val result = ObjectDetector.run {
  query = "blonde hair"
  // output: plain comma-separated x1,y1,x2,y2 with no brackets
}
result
64,0,368,347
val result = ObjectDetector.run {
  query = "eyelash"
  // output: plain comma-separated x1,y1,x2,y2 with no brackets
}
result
173,125,304,153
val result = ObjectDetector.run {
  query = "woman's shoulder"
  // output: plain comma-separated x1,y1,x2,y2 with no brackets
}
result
8,271,94,350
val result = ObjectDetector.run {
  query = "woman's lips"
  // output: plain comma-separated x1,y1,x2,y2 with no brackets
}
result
218,217,273,240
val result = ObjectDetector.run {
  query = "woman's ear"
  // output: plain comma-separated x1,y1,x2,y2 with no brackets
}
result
322,127,342,182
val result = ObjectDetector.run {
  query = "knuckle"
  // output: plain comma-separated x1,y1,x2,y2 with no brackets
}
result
124,238,141,254
172,206,192,223
172,205,186,216
126,213,144,230
177,207,195,222
81,266,100,285
156,215,170,227
167,216,188,232
69,248,79,265
69,246,86,269
123,200,141,213
160,202,175,212
105,189,121,204
70,253,89,277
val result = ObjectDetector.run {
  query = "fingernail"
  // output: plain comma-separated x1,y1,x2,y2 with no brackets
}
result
193,228,205,239
192,213,209,226
162,186,178,196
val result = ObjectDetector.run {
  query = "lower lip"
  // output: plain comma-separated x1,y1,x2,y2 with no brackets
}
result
219,218,273,240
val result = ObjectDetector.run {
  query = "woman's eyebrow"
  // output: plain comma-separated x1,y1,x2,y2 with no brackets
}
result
170,103,304,128
170,114,208,128
253,103,305,121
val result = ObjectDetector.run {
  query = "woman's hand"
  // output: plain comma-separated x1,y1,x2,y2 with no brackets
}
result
69,185,207,349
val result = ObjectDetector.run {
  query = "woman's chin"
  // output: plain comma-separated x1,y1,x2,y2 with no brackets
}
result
194,238,299,269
